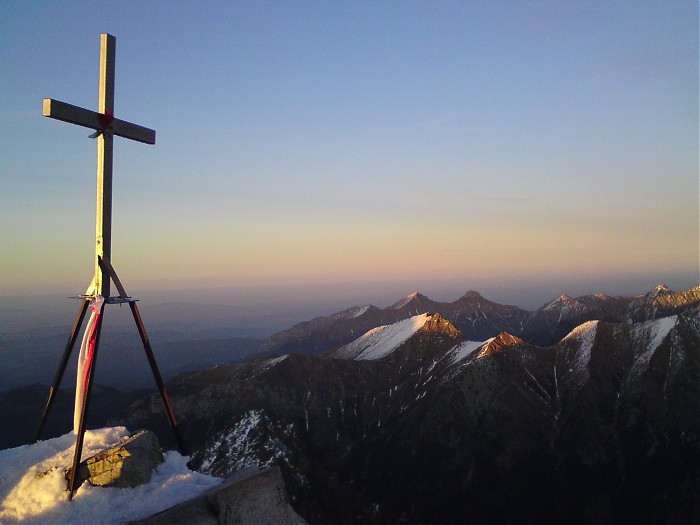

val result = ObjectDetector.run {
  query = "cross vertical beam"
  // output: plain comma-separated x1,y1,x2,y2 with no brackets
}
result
95,33,115,298
42,34,155,297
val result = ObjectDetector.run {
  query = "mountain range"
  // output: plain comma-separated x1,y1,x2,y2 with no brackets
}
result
1,284,698,523
257,283,700,355
109,283,700,524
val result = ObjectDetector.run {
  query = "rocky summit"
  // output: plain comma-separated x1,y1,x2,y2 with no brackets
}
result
117,284,700,525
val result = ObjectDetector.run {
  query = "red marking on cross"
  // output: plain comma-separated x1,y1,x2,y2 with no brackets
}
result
98,109,114,129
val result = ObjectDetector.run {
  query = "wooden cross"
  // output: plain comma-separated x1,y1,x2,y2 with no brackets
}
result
42,33,155,298
36,33,186,500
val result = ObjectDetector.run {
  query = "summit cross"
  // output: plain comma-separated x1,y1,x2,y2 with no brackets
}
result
37,33,186,500
43,33,155,298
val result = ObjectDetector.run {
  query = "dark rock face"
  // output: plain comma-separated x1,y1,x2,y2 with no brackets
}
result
121,306,700,525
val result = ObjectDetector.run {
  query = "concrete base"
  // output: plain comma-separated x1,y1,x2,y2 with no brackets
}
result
129,466,308,525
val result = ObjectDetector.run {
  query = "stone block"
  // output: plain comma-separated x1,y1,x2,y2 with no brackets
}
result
68,429,164,489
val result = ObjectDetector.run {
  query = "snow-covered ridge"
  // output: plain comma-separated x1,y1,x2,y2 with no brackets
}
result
330,304,373,320
629,315,677,376
543,294,587,316
351,305,371,318
0,427,221,524
544,294,573,311
563,320,599,376
563,316,678,382
392,291,421,310
446,340,485,365
645,316,676,352
649,283,673,298
562,320,599,342
332,313,431,361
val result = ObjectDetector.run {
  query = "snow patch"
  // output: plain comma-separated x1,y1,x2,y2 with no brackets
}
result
263,354,288,369
0,427,221,524
630,316,677,376
198,409,288,474
351,305,371,318
447,340,485,366
647,316,676,353
334,313,430,360
544,294,574,311
330,305,373,320
563,320,598,375
392,292,420,309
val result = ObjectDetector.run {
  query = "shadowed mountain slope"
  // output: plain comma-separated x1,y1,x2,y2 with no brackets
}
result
119,306,700,524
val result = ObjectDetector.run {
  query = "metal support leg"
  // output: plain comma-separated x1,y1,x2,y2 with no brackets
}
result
67,307,105,499
129,301,189,455
35,299,90,442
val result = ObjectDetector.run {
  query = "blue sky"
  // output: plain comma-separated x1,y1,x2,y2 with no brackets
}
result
1,1,697,305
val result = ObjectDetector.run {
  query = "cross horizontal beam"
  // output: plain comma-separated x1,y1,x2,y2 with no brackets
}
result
43,98,156,145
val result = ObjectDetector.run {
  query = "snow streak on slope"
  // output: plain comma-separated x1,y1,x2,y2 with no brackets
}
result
351,305,371,318
561,316,678,383
630,315,677,377
563,320,599,376
644,316,677,353
392,292,420,309
261,354,289,371
447,340,485,366
333,313,430,361
0,427,221,524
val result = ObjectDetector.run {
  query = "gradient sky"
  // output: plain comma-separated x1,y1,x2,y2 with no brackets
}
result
1,1,698,303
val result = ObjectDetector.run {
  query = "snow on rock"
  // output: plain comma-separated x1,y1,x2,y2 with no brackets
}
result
649,283,673,298
199,410,264,473
0,427,221,524
646,316,677,352
561,316,678,383
544,294,574,311
542,294,588,320
261,354,288,371
446,340,485,366
195,410,291,477
333,313,431,361
563,320,599,376
630,315,677,377
351,305,371,318
330,305,373,320
391,292,421,310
